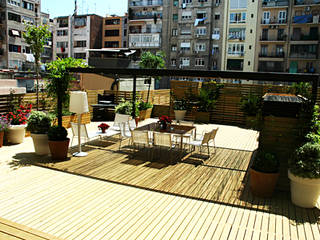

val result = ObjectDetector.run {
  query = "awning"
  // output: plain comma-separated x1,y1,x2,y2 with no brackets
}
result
11,30,20,37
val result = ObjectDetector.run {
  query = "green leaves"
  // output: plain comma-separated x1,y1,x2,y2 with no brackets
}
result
139,51,165,69
240,93,261,116
26,111,53,134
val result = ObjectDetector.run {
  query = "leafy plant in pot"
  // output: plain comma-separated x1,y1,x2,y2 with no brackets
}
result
138,101,153,121
173,98,189,121
26,111,53,155
115,99,140,124
240,93,262,129
288,142,320,208
250,151,279,197
46,57,87,160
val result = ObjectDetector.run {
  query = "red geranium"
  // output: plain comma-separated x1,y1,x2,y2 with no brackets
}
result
159,115,172,124
6,104,32,125
98,123,110,131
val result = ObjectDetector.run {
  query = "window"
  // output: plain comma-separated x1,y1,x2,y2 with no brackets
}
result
228,43,245,55
58,17,68,28
57,42,68,48
180,57,190,66
75,17,87,27
180,42,191,51
9,44,21,53
171,59,176,66
215,14,220,20
197,12,206,19
196,27,206,36
9,29,21,37
124,29,127,36
230,12,246,23
228,28,245,40
22,16,34,24
182,0,192,3
198,0,208,2
262,11,270,24
22,1,34,11
195,58,205,66
57,30,68,36
230,0,247,9
212,28,220,40
195,43,206,51
278,11,286,24
261,45,268,56
213,45,219,55
181,26,191,35
104,41,119,48
74,53,86,59
172,29,178,36
105,29,120,37
7,0,21,6
171,45,177,51
74,41,86,48
8,12,21,22
276,45,284,57
181,11,192,20
173,14,178,22
173,0,179,6
105,19,120,25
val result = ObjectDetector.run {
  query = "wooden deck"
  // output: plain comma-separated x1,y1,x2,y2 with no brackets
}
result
1,122,320,239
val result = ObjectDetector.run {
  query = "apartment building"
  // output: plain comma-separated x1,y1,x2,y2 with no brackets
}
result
0,0,41,70
102,14,128,48
53,14,103,62
40,12,53,64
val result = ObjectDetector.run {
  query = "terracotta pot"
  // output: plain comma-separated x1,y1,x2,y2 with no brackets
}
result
6,125,26,144
250,168,279,198
0,131,4,147
48,138,70,161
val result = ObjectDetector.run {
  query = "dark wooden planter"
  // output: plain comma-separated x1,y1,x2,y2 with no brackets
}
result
250,168,279,198
195,112,210,123
48,138,70,161
0,131,3,147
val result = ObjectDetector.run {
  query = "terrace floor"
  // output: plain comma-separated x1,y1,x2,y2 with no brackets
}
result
0,119,320,240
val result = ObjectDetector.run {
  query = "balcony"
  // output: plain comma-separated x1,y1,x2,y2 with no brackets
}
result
262,0,289,7
291,34,319,41
258,61,284,72
130,12,162,20
129,0,163,7
294,0,320,6
259,52,285,58
292,14,319,24
290,52,318,58
129,33,160,48
260,35,287,41
261,18,287,24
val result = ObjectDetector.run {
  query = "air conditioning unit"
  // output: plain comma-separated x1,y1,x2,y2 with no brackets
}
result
181,3,186,9
305,6,311,12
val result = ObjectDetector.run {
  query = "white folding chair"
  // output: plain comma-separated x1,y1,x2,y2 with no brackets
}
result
110,113,131,131
119,122,132,150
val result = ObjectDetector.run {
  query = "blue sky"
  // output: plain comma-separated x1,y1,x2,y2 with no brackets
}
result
41,0,128,18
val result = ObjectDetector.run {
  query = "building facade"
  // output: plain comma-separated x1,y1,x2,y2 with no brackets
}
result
102,15,128,48
0,0,41,70
53,14,103,62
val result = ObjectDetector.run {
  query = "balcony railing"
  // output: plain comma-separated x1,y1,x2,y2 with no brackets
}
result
261,18,287,24
129,33,160,48
290,52,318,58
294,0,320,5
259,52,285,58
262,0,289,7
291,34,319,41
129,0,163,7
260,35,287,41
292,15,319,23
131,12,162,20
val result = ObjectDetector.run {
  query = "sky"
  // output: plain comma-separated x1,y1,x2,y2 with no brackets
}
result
41,0,128,18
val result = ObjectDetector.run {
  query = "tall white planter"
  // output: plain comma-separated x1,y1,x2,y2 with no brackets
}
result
6,125,26,144
288,170,320,208
31,133,50,155
174,110,187,121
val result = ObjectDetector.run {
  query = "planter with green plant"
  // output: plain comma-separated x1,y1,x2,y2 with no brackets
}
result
46,57,87,160
138,101,153,120
288,142,320,208
240,93,261,129
250,151,279,197
26,111,53,155
115,99,139,119
173,98,189,121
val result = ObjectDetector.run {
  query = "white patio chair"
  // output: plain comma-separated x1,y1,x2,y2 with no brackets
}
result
110,113,131,131
70,122,119,146
153,132,177,164
173,120,196,147
119,122,132,150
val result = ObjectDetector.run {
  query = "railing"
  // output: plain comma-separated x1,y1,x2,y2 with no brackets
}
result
129,33,161,48
261,19,287,24
259,52,285,58
129,0,163,7
131,12,162,20
291,34,319,41
262,0,289,7
290,53,318,58
260,35,287,41
294,0,320,5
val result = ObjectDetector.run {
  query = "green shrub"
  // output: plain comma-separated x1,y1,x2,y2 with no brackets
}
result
138,101,153,110
47,126,68,141
240,93,261,116
115,100,139,116
251,151,279,173
26,111,53,134
289,142,320,178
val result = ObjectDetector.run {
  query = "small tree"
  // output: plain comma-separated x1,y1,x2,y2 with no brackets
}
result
46,58,87,128
23,24,51,110
139,51,165,101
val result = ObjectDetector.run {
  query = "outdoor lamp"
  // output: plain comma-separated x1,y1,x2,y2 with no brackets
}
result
69,91,89,157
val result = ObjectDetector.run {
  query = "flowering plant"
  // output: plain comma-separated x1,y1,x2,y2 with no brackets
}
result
0,115,9,131
98,123,110,131
6,104,32,125
158,115,172,124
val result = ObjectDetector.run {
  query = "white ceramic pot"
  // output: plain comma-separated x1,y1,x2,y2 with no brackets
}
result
31,133,50,155
288,170,320,208
174,110,187,121
6,125,26,144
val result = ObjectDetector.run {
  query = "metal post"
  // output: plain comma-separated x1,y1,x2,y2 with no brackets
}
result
132,75,137,118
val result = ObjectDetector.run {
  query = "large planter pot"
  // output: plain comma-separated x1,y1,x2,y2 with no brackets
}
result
174,110,187,121
31,133,50,155
288,170,320,208
6,125,26,144
195,112,210,123
0,131,4,147
250,168,279,198
48,138,70,161
139,108,153,121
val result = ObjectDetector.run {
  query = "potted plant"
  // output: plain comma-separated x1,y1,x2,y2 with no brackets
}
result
115,99,139,124
173,98,188,121
138,101,153,120
250,151,279,197
240,93,261,129
46,58,87,160
98,123,110,133
195,88,216,123
0,115,9,147
47,126,69,161
26,111,53,155
158,115,172,130
288,142,320,208
5,104,32,144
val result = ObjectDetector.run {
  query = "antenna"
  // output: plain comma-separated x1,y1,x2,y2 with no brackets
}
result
74,0,77,16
